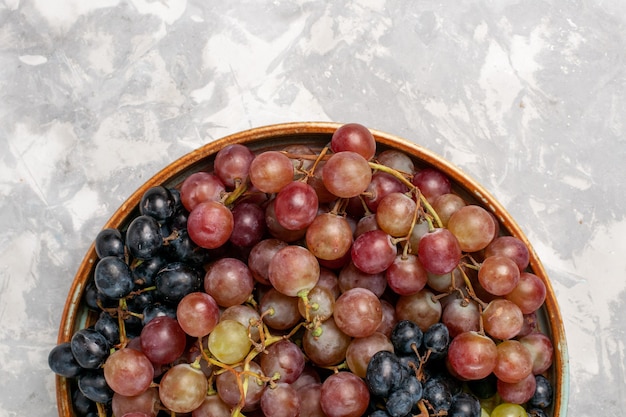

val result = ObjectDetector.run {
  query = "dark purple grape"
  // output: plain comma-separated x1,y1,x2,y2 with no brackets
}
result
163,228,210,266
365,351,404,398
94,256,134,300
94,312,120,346
48,342,82,378
84,281,115,311
142,303,176,325
391,320,423,355
422,377,452,413
127,290,154,314
154,262,202,304
386,389,413,417
125,215,163,260
70,328,110,369
94,228,125,259
448,392,480,417
422,322,450,359
140,186,176,222
77,369,114,404
72,388,96,416
529,375,553,409
132,255,168,287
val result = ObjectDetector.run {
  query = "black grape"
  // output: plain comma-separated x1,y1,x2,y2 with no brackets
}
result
77,370,114,404
94,312,120,346
529,375,553,408
448,392,480,417
391,320,423,355
154,262,202,304
48,342,82,378
140,185,176,222
125,215,163,260
94,256,134,300
94,228,125,259
70,328,109,369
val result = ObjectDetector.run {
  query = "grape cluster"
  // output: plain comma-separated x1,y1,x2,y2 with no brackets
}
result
49,123,556,417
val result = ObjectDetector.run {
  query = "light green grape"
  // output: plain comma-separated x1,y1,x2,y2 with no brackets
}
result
490,403,527,417
208,319,252,364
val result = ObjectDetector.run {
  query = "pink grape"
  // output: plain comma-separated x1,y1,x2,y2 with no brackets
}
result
303,317,352,367
140,316,187,365
230,202,266,247
493,339,533,383
187,201,234,249
296,383,325,417
478,255,521,296
259,287,302,331
351,230,397,274
305,213,353,261
447,205,496,252
375,192,417,237
261,383,300,417
484,235,530,271
103,348,154,397
345,332,394,378
274,181,319,231
176,292,220,337
395,288,442,331
248,238,288,285
482,299,524,340
215,362,266,411
330,122,376,160
322,151,372,198
180,172,225,212
214,143,255,189
376,149,415,173
441,297,480,338
320,371,370,417
204,257,254,307
497,372,536,404
249,150,295,193
159,364,208,413
338,261,387,298
412,168,451,202
431,193,466,227
447,331,497,380
268,245,320,297
259,339,305,384
333,288,383,338
112,388,159,417
505,271,547,314
192,394,232,417
417,228,462,275
363,171,408,212
385,254,428,296
519,332,554,374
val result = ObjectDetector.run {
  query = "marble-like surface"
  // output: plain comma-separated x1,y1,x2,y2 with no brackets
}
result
1,0,625,416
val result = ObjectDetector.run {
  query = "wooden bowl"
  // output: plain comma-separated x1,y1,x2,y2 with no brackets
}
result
56,121,568,416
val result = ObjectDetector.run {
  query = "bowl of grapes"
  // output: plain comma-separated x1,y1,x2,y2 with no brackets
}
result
48,121,568,417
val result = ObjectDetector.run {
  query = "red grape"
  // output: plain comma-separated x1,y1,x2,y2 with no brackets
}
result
330,122,376,160
322,151,372,198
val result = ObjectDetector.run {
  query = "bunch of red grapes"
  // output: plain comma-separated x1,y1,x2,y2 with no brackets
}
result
49,123,555,417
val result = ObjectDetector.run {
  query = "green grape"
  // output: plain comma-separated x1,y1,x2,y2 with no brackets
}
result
490,403,527,417
208,319,252,364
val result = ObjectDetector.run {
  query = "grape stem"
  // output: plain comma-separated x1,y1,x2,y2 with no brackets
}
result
368,161,443,229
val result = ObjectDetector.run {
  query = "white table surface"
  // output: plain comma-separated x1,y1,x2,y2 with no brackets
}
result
1,1,625,416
